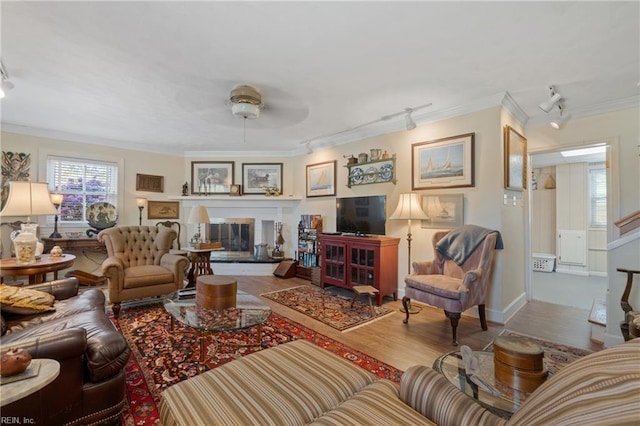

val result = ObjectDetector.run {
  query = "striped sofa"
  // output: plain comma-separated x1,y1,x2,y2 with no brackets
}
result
160,338,640,425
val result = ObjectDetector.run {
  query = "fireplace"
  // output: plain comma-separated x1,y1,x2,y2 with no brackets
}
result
205,218,255,258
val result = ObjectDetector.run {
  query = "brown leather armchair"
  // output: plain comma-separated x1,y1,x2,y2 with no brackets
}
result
98,225,189,317
1,278,130,425
402,225,502,345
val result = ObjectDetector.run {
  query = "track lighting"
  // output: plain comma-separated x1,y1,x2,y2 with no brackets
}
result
550,105,568,129
405,112,417,131
0,60,14,99
538,86,561,113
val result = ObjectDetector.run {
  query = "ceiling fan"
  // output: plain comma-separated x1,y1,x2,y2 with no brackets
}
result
229,85,264,120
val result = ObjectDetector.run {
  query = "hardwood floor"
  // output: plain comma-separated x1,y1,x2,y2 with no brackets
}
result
235,276,603,372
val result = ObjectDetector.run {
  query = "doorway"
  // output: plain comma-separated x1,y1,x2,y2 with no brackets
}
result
528,143,610,310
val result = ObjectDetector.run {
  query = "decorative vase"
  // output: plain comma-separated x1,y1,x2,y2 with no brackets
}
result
0,347,32,376
11,223,39,265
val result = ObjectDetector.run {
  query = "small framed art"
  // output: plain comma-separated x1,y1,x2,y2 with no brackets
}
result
191,161,234,195
147,201,180,219
136,174,164,193
420,193,464,229
306,160,336,198
242,163,283,194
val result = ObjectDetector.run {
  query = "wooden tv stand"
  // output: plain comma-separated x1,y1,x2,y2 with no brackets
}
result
318,234,399,305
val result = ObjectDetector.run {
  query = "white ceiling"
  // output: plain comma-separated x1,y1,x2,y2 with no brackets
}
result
1,1,638,156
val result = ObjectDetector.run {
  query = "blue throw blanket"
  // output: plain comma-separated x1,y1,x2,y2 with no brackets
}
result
435,224,504,265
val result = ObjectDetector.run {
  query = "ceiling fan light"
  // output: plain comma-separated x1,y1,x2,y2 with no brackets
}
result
231,102,260,119
539,92,561,113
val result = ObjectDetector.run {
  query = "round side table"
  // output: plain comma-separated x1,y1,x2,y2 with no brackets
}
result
0,359,60,407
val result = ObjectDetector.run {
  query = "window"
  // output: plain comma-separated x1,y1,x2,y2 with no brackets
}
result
47,156,118,223
589,162,607,227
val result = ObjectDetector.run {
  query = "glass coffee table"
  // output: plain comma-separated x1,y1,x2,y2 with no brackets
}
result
433,350,530,419
164,289,272,373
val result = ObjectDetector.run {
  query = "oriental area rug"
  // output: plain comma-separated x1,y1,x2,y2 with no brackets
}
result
111,303,403,426
261,285,395,331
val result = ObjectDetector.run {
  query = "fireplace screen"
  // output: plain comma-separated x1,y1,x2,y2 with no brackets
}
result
206,218,255,255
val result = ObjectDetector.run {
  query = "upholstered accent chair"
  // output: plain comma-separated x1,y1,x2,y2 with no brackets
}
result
156,220,183,250
403,225,502,345
98,225,189,317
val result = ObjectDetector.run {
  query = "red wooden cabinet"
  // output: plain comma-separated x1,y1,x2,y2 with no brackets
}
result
319,234,399,305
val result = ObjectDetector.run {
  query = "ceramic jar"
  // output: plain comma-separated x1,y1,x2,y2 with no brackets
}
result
358,153,368,163
370,149,382,161
11,223,39,265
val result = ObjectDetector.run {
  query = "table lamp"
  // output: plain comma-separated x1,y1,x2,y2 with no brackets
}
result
0,181,58,264
136,197,146,226
187,205,210,248
49,193,64,238
390,192,429,314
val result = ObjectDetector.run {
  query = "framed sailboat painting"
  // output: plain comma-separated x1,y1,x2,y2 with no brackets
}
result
412,133,475,190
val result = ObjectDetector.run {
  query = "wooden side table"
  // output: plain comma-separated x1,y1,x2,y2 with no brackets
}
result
0,359,60,407
42,237,106,254
0,254,76,284
185,248,215,288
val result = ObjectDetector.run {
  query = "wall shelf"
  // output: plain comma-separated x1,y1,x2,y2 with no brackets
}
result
345,156,396,188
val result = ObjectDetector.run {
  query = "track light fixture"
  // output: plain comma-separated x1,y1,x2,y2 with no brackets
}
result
405,112,417,131
0,60,14,99
550,105,568,129
538,86,561,113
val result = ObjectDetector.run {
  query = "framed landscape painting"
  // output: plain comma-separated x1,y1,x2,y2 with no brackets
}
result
306,160,336,197
190,161,234,195
412,133,475,190
147,201,179,219
242,163,283,194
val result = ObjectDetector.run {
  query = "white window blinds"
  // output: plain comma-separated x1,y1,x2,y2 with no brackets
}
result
589,163,607,227
47,156,118,223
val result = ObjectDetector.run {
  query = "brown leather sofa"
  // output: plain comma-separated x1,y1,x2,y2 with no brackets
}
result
0,278,130,425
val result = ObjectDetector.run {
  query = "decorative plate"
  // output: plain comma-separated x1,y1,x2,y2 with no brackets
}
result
379,163,393,182
364,167,378,183
86,202,118,230
349,167,364,185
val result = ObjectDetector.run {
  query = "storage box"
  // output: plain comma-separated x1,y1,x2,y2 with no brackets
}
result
493,336,548,393
532,253,555,272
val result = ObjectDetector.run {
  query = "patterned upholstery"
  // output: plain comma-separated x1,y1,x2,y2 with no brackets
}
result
98,226,189,317
160,338,640,426
404,229,499,345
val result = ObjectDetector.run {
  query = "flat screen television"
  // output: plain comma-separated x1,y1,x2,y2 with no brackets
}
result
336,195,386,236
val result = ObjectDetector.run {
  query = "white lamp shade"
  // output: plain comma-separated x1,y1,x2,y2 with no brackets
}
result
232,103,261,119
136,197,147,207
389,193,429,220
0,181,58,217
187,205,210,224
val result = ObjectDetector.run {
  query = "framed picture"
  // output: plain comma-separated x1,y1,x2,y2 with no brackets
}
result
306,160,336,198
412,133,475,190
136,173,164,193
420,193,464,229
242,163,283,194
147,201,180,219
190,161,234,195
504,125,527,191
